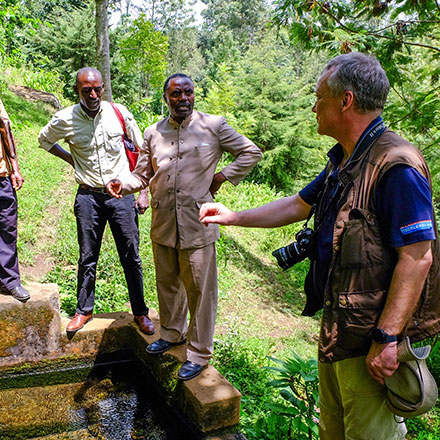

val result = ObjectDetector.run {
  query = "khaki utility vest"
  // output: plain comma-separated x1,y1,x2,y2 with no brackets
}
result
312,129,440,363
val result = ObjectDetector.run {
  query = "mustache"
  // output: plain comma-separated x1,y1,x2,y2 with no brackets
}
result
80,98,101,110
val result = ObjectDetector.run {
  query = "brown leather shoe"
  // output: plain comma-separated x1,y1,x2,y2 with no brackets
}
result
66,312,93,332
134,314,155,335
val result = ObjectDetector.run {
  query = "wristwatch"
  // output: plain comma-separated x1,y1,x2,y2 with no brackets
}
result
371,327,398,344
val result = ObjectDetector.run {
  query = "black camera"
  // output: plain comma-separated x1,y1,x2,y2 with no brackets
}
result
272,227,315,270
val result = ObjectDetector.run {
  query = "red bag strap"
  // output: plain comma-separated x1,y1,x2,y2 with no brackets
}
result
110,102,128,136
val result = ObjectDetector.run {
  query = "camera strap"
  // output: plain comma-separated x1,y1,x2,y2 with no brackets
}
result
347,117,386,166
303,117,386,232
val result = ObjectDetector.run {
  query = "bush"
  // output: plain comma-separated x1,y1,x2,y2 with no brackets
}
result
266,352,319,440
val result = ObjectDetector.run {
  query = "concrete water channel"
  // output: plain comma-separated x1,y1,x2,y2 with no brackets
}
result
0,283,244,440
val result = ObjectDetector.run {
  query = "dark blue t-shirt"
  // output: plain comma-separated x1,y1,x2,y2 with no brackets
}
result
299,149,435,296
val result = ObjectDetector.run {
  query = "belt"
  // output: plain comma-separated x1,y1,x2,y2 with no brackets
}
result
78,184,108,194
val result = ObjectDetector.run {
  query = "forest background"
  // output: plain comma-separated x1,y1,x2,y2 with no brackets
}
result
1,0,440,439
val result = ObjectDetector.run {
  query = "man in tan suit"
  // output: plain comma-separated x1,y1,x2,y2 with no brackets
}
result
107,73,262,380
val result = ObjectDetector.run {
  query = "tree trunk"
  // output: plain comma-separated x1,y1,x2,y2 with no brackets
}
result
96,0,112,101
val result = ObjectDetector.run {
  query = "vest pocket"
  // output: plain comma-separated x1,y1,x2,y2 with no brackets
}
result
338,289,386,351
339,209,386,268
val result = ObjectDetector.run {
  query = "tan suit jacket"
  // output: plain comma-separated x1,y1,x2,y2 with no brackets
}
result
123,111,262,249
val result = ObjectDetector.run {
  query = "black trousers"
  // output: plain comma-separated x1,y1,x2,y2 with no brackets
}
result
0,177,20,291
74,188,148,316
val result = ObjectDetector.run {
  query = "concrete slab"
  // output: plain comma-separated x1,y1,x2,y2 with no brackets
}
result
0,283,242,435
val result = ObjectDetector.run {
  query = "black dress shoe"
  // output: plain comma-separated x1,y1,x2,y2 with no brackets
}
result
9,285,30,302
146,338,186,354
177,361,207,381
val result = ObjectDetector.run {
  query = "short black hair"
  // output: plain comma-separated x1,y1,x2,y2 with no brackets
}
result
163,73,193,94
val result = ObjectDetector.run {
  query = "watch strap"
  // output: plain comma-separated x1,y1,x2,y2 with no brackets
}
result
372,327,398,344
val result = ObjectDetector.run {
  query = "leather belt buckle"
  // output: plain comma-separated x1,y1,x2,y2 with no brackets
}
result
79,184,108,194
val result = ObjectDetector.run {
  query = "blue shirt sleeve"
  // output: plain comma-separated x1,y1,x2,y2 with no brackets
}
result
299,168,327,206
376,165,435,248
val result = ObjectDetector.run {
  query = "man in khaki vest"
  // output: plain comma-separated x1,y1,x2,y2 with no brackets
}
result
200,53,439,439
107,73,262,380
0,99,30,302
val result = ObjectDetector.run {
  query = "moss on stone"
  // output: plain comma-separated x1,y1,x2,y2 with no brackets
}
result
0,305,54,356
0,320,23,356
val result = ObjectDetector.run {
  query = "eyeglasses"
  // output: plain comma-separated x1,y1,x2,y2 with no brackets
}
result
81,85,104,94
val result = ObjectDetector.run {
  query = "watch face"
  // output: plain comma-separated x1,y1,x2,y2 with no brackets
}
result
372,327,386,343
372,327,397,343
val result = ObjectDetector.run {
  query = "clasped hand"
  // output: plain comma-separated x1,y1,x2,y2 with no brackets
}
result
365,341,399,384
106,179,123,198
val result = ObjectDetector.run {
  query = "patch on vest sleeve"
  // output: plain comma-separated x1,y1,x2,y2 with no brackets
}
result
400,220,433,236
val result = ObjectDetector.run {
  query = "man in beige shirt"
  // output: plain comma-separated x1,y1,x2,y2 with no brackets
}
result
107,73,262,380
0,99,30,302
39,67,155,335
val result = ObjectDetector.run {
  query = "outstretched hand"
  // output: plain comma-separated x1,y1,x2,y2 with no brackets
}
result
106,179,123,198
199,202,236,226
365,341,399,384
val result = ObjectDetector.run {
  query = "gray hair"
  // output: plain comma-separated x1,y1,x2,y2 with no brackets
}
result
321,52,390,113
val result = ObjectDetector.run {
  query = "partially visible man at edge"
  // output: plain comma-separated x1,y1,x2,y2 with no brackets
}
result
199,53,440,439
0,98,30,302
38,67,155,335
106,73,262,381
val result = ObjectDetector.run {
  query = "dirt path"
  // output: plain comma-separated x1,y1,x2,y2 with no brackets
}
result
20,173,76,282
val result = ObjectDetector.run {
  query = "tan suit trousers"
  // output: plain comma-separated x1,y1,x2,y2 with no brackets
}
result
152,241,218,366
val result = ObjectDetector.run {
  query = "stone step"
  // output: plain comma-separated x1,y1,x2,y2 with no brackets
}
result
0,283,242,435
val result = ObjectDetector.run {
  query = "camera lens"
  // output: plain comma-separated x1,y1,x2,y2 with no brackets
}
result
272,241,305,270
272,228,315,270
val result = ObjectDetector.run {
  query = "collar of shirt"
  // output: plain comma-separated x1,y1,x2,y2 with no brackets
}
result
169,111,195,129
326,116,385,169
79,102,104,120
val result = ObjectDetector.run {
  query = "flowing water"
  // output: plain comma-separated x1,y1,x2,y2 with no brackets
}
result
0,355,200,440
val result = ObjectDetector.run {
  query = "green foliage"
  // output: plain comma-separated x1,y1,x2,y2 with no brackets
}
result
0,58,69,108
23,1,96,99
119,13,168,97
425,335,440,386
406,405,440,440
0,88,69,267
266,352,319,439
0,0,40,61
127,97,164,132
200,0,267,52
166,26,205,80
211,332,278,438
22,0,89,20
199,0,268,78
272,0,440,149
201,30,331,192
196,64,246,133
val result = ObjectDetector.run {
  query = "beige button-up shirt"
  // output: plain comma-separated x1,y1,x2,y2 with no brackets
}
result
38,101,143,187
122,111,262,249
0,99,11,177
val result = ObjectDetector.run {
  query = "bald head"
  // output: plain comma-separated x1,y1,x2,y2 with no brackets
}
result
75,67,104,116
76,67,102,87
